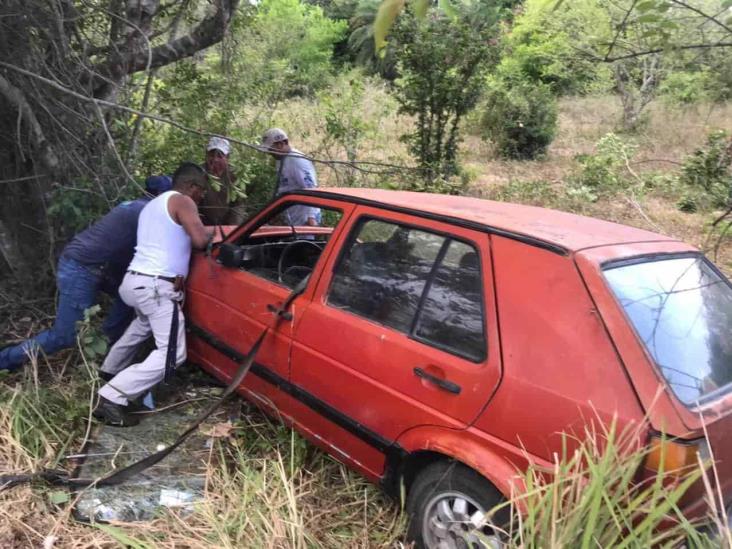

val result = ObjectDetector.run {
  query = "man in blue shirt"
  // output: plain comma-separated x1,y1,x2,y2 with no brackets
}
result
0,176,172,371
260,128,321,226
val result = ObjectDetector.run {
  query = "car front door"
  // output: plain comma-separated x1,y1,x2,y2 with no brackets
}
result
186,196,354,412
288,206,502,478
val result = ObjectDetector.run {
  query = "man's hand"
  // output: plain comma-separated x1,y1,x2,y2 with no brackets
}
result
169,193,214,249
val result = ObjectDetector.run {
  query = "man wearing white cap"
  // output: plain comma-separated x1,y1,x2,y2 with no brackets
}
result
200,136,244,226
260,128,321,226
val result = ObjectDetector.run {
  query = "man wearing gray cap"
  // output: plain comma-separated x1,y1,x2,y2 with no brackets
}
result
200,136,244,226
260,128,321,226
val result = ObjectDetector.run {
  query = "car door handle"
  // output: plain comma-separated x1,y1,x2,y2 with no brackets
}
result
267,303,293,321
413,367,461,395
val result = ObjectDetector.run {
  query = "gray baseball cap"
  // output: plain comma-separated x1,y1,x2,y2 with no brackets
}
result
260,128,288,150
207,136,231,155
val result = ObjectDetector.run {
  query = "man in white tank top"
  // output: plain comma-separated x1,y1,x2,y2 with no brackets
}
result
93,162,213,426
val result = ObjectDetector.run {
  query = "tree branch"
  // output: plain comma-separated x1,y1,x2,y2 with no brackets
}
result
92,0,239,86
668,0,732,36
590,42,732,62
0,74,59,174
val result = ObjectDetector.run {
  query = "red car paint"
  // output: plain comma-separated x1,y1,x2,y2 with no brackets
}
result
186,189,732,526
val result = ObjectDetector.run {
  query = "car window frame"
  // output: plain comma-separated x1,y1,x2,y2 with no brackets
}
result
326,214,488,363
216,198,347,291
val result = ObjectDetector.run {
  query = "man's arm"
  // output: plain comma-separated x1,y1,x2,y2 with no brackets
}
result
169,194,214,249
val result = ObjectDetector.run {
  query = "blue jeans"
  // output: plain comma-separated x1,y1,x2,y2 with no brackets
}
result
0,256,133,371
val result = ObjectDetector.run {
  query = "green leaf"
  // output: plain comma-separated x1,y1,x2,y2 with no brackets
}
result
91,339,107,356
373,0,407,52
48,490,69,504
659,20,679,29
637,13,661,23
411,0,428,19
636,1,657,13
94,523,151,549
722,0,732,7
438,0,458,19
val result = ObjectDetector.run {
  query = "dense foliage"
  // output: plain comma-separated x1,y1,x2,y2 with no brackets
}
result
2,0,732,279
391,3,505,183
679,130,732,209
480,78,558,159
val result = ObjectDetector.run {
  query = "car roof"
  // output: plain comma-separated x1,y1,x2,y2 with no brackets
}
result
298,188,679,254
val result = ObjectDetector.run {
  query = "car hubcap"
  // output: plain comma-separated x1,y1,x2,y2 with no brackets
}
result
422,491,502,549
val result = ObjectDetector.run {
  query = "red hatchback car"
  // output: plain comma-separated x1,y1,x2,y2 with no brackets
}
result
185,188,732,547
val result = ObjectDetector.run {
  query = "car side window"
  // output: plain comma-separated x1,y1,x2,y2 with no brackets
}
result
328,218,487,361
218,202,342,289
413,240,486,362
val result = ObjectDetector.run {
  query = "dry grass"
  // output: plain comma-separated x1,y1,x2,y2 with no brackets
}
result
0,355,406,548
462,95,732,190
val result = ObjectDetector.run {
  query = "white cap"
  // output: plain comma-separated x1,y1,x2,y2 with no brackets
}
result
260,128,288,150
207,136,231,156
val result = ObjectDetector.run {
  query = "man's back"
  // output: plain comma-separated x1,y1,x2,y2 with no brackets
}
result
277,149,318,194
63,198,148,270
129,191,192,278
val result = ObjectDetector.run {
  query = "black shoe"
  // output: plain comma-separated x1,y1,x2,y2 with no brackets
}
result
92,397,140,427
98,370,114,382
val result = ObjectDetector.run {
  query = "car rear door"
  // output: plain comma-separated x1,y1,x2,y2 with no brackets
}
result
287,206,502,477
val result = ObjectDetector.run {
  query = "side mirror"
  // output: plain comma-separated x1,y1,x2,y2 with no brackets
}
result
217,243,243,268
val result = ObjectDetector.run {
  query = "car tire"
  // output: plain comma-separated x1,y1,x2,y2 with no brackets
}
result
406,460,508,549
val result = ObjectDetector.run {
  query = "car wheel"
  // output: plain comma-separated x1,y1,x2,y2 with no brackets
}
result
406,461,508,549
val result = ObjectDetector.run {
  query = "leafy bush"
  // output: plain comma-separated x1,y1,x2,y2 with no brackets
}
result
392,3,504,183
135,0,347,193
48,178,140,239
679,130,732,209
480,78,558,160
319,73,372,160
498,0,613,95
570,133,637,196
659,71,712,105
243,0,348,98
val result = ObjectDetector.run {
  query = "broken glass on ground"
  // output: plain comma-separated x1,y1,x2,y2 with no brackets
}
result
73,371,237,523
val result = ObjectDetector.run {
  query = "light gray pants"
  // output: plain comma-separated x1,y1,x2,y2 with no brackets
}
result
99,272,186,406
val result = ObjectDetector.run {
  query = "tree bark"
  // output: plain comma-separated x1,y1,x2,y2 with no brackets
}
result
0,74,59,175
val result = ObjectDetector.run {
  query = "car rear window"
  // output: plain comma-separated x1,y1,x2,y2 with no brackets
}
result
604,255,732,406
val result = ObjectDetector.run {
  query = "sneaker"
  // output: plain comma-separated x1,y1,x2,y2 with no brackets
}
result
92,397,140,427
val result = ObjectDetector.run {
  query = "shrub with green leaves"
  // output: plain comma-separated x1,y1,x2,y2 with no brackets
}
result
660,70,712,105
679,130,732,209
570,133,637,196
135,0,346,201
480,78,558,160
391,3,505,183
497,0,613,96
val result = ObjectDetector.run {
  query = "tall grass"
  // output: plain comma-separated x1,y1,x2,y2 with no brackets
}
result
500,420,727,549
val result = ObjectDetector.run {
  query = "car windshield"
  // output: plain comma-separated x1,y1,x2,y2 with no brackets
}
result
604,255,732,406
